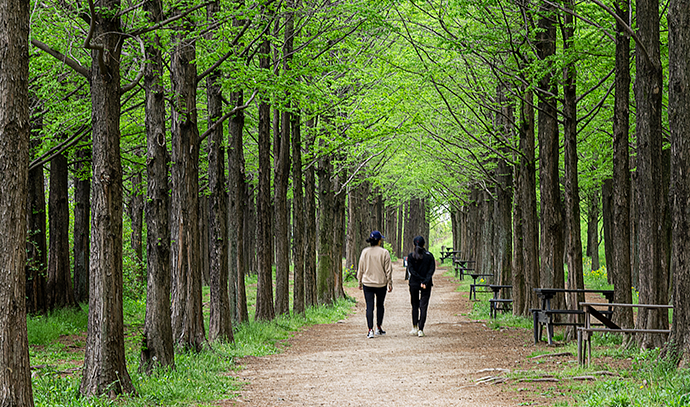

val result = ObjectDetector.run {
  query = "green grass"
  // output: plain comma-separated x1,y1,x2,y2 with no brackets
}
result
28,276,356,407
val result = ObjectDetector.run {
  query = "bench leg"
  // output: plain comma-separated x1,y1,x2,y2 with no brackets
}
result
587,335,592,367
533,311,539,344
577,330,583,366
469,285,475,300
490,301,495,319
546,322,554,345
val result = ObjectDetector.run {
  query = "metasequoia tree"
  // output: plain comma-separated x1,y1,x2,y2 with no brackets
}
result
610,0,634,330
0,0,34,400
667,0,690,365
73,144,91,303
634,0,668,349
536,3,565,308
139,0,174,373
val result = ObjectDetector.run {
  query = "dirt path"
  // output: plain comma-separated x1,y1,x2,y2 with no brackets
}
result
228,260,544,406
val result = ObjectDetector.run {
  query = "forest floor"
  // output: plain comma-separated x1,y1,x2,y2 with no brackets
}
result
224,260,604,407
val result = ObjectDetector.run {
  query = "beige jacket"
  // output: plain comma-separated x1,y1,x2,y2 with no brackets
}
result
357,245,393,288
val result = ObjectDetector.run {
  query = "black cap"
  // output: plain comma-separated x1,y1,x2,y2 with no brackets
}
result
413,236,425,247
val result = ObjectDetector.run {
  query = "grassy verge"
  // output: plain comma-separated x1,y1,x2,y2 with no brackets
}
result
28,279,356,407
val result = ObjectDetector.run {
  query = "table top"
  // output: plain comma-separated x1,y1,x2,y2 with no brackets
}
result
469,273,494,278
489,285,513,289
534,288,613,296
580,302,673,309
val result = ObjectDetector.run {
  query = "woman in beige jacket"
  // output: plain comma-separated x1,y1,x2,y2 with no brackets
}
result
357,230,393,338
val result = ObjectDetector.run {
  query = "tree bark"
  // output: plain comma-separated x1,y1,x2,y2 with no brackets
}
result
47,140,75,310
635,0,668,349
333,174,346,299
80,0,135,394
292,109,305,314
602,179,614,275
495,85,513,290
0,0,34,399
667,0,690,365
73,145,91,304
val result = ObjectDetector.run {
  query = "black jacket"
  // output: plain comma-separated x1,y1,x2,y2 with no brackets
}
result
406,251,435,289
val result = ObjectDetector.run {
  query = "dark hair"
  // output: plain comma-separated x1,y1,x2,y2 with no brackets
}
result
366,237,381,246
412,236,425,260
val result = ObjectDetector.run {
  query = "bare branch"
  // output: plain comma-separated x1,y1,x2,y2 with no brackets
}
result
199,89,258,142
31,39,90,78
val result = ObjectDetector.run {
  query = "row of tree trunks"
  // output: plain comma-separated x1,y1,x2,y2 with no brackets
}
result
317,141,334,305
128,158,145,283
585,189,600,271
494,84,513,290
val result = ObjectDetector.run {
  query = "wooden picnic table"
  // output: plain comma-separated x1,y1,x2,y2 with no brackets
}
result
532,288,614,345
439,249,460,263
489,285,512,318
468,272,493,300
577,302,672,365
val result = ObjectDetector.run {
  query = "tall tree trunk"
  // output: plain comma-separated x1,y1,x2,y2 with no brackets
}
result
512,151,526,314
81,0,134,394
520,89,540,312
139,0,174,374
586,189,600,271
255,29,275,321
207,0,232,342
27,137,48,314
47,142,75,310
0,1,34,399
333,174,346,299
537,3,564,310
73,145,91,304
317,145,334,305
611,0,634,326
667,0,690,365
495,85,513,290
292,111,305,314
602,179,614,276
170,10,206,351
230,90,249,323
562,8,585,339
274,105,290,316
385,206,398,260
128,163,145,283
635,0,668,349
304,120,317,308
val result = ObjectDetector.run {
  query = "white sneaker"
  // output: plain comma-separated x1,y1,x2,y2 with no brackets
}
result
409,327,419,335
417,330,425,337
375,327,386,335
367,329,375,339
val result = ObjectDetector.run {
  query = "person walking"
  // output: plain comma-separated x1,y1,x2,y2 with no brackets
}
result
357,230,393,339
406,236,435,337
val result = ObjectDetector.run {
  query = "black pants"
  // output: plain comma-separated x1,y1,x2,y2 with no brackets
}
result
410,286,432,331
363,285,387,330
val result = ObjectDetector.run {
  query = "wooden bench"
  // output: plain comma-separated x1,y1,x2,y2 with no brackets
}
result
489,285,512,318
577,302,672,366
532,288,614,345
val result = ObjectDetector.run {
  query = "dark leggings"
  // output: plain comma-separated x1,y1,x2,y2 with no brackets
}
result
363,285,387,330
410,286,432,331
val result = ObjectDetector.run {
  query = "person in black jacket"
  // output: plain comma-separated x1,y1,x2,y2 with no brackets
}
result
406,235,435,337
